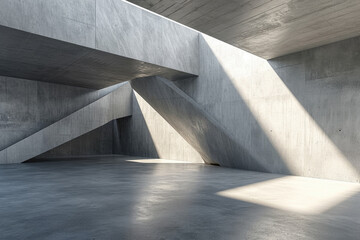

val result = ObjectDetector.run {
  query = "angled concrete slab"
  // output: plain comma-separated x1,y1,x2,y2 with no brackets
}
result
131,76,266,171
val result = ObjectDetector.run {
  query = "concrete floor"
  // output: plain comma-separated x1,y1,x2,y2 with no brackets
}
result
0,156,359,240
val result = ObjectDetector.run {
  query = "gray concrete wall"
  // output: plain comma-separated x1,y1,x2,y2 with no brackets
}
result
0,0,198,75
114,91,203,163
0,0,201,163
1,0,359,181
174,34,360,182
37,121,114,158
0,75,119,151
125,34,360,182
0,82,132,164
131,76,265,168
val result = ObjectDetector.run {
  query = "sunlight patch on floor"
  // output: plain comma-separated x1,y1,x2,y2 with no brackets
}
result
217,175,360,214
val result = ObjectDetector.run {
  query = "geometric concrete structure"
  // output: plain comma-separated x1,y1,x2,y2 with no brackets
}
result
0,0,199,74
0,82,132,164
0,0,360,184
0,25,196,89
1,0,360,239
131,76,265,170
0,0,199,88
125,34,360,183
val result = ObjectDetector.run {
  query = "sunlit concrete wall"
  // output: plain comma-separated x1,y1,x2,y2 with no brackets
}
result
173,34,360,182
124,33,360,182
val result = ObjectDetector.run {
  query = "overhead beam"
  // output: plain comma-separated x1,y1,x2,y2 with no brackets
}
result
0,0,199,88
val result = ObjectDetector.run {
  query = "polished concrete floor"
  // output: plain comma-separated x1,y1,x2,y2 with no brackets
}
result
0,155,360,240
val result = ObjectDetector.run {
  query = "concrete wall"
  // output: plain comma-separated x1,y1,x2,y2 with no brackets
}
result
131,76,269,168
114,91,203,163
0,75,119,152
1,0,359,181
0,81,132,164
0,73,198,162
37,121,114,158
0,0,201,162
125,34,360,182
175,34,360,182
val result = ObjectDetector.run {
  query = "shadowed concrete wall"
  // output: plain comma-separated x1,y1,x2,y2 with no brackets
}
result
0,75,120,151
0,82,132,164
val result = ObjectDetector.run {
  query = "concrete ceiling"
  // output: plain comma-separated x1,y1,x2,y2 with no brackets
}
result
128,0,360,59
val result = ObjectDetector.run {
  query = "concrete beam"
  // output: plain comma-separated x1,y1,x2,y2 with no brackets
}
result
0,26,195,89
0,0,199,88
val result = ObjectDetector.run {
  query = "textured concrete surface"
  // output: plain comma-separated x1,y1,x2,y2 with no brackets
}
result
269,36,360,182
131,76,264,170
0,0,198,80
0,0,96,48
96,0,199,74
126,34,360,182
1,0,359,185
173,33,360,182
0,83,132,164
0,156,359,239
37,121,114,158
114,92,203,163
129,0,360,59
0,75,120,151
0,25,196,89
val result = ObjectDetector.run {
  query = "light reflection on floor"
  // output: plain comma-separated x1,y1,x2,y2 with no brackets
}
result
1,155,359,239
217,175,360,215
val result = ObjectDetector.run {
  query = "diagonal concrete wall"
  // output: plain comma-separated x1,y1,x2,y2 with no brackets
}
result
0,82,132,164
0,75,127,151
131,76,266,171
